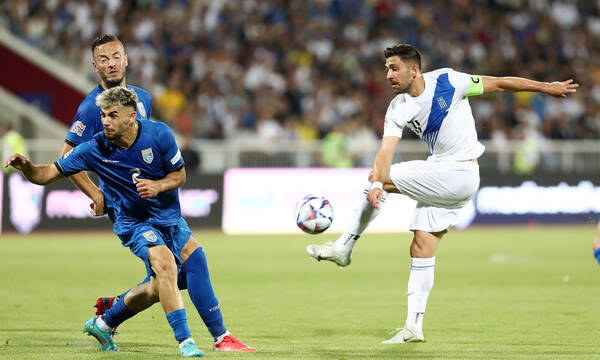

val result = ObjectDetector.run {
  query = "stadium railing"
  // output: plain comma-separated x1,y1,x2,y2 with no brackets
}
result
25,138,600,175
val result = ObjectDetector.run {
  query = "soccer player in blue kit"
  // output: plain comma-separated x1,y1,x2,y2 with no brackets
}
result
5,87,255,356
61,34,152,217
59,34,253,353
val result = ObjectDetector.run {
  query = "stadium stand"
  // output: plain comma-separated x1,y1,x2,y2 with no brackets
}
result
1,0,599,171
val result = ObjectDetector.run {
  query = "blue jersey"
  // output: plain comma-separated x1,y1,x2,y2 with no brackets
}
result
55,120,184,232
65,84,152,146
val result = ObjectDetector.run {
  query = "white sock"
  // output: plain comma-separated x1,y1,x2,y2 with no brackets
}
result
214,330,230,344
96,315,113,332
334,182,388,254
405,257,435,333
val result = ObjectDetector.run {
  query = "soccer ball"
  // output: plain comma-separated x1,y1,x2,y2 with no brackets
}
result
294,194,333,234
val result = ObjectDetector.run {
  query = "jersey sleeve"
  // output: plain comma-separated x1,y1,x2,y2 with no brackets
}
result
145,93,153,119
65,101,99,146
157,123,184,173
382,98,406,138
449,69,483,98
54,141,92,176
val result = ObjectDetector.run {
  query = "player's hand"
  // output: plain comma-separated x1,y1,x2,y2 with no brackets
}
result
546,79,578,98
89,194,106,216
367,188,383,209
3,153,31,172
135,178,162,199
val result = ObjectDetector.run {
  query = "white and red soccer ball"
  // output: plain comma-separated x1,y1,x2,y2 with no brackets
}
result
294,194,333,234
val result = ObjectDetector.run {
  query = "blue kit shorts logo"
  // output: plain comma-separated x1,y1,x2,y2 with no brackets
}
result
142,230,158,242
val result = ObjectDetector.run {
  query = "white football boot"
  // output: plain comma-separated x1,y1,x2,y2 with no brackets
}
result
381,328,424,344
306,241,351,267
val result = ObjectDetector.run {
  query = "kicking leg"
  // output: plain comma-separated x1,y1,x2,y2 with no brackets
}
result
306,172,397,266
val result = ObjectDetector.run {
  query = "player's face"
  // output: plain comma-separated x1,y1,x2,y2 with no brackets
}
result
100,105,136,141
93,41,128,88
385,56,417,94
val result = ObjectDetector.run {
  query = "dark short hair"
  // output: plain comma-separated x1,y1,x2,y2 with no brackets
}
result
384,44,422,71
91,34,122,55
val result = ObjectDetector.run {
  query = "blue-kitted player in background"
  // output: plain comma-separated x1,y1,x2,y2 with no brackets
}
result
5,87,255,356
60,33,152,327
61,34,152,218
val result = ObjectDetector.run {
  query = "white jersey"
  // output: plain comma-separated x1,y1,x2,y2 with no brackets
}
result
383,68,485,161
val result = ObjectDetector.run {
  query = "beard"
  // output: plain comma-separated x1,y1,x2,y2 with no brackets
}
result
101,73,125,88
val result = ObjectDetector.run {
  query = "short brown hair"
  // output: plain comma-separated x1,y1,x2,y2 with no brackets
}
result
91,34,122,55
384,44,422,71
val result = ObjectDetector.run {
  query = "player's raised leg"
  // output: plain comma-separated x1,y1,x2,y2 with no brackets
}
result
180,236,256,352
383,229,443,344
306,175,396,267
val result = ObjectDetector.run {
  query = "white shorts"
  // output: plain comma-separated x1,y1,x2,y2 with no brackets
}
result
389,160,480,232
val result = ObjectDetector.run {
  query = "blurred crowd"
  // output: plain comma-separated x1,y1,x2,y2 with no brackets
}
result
2,0,600,166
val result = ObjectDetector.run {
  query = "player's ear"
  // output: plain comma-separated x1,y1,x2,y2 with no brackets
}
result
124,54,128,67
130,111,137,122
410,64,418,78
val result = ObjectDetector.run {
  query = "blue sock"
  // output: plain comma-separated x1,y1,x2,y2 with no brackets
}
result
183,247,226,338
115,289,129,303
594,248,600,265
103,295,137,328
166,309,192,342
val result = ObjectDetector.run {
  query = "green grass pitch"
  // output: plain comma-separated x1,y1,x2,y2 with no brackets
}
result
1,226,599,359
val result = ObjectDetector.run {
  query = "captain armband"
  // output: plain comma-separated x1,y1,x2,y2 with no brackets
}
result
465,75,483,97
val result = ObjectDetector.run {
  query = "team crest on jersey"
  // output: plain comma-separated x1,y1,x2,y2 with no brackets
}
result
142,230,158,242
141,148,154,164
69,121,86,137
137,102,147,119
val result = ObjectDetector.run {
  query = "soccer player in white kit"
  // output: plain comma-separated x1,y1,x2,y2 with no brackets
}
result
307,44,578,344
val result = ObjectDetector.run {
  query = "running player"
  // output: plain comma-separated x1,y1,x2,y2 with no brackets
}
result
307,44,578,344
6,87,255,355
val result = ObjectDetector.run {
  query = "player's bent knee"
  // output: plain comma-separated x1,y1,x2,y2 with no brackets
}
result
410,230,444,257
181,237,201,263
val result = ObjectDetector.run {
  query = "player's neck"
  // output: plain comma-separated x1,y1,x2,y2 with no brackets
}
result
112,120,138,149
407,75,425,97
101,78,127,90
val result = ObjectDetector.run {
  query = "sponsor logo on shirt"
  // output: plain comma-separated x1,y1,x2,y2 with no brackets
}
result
142,230,158,242
69,121,86,137
141,148,154,164
436,96,448,110
137,102,147,119
102,159,120,163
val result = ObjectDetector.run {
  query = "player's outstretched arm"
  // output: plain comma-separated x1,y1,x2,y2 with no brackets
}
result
482,76,578,98
135,167,186,199
3,153,63,185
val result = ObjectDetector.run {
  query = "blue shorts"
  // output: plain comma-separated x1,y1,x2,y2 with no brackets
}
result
116,218,193,281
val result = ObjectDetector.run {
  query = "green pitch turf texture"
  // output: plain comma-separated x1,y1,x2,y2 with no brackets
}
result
1,226,599,359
